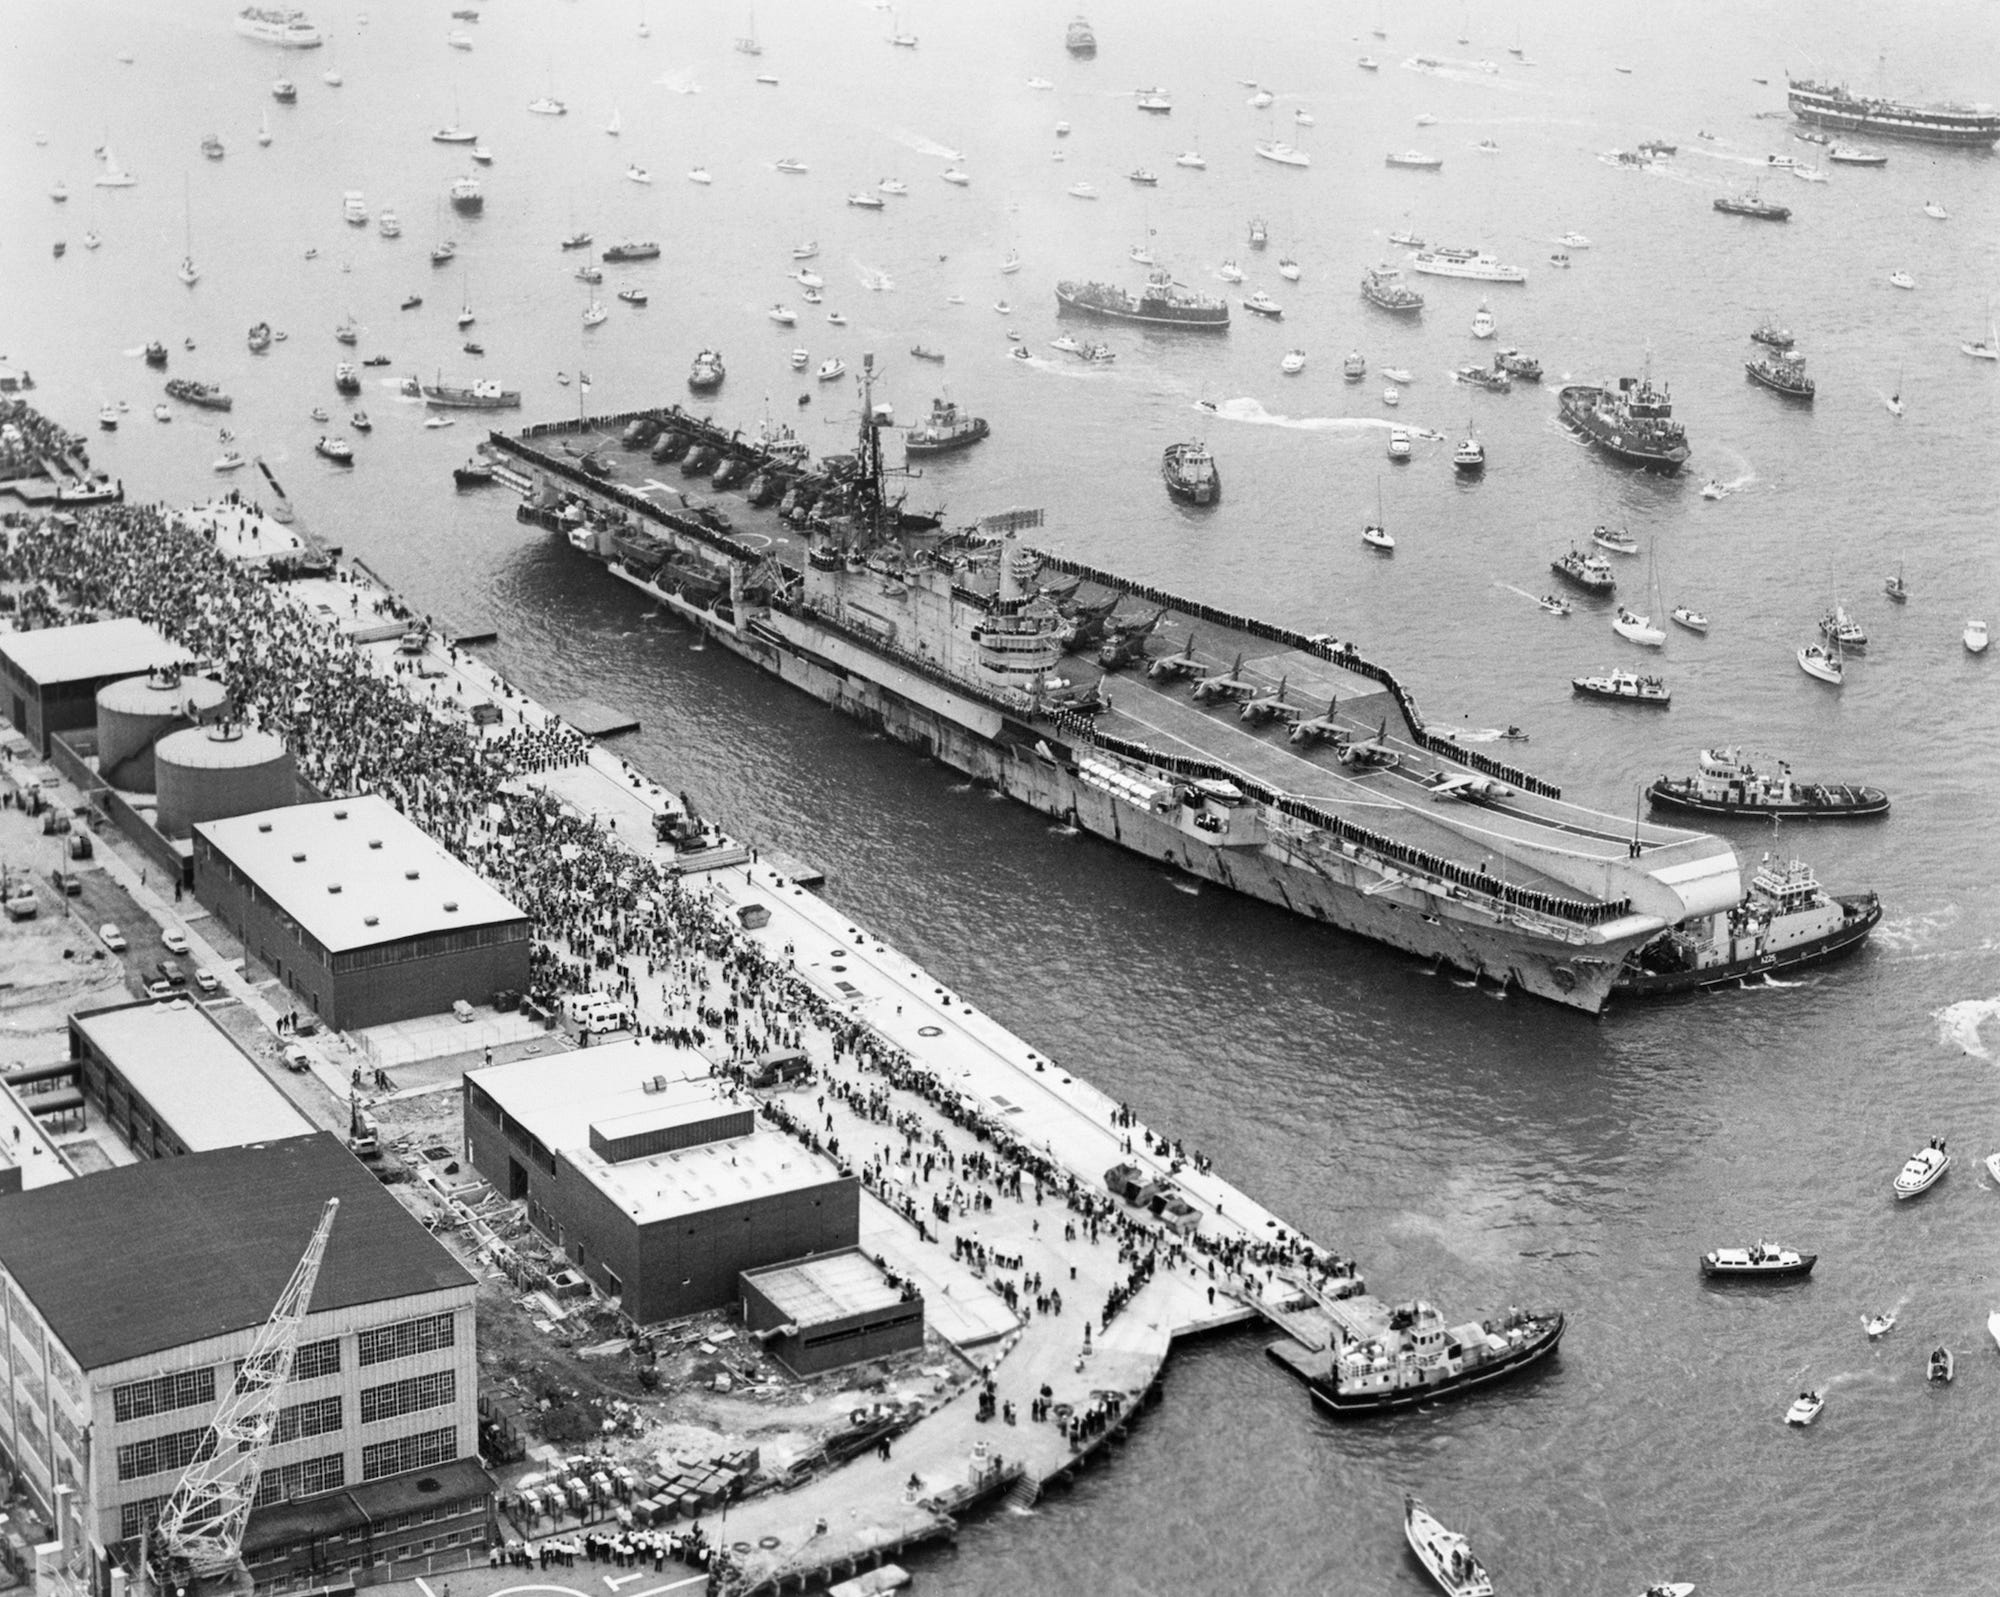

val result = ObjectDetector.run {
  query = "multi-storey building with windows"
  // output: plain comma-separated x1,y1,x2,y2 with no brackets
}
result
0,1132,491,1594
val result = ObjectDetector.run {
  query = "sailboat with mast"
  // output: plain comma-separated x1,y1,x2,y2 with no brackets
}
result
177,176,199,285
735,8,761,54
257,109,273,147
1612,546,1667,646
457,270,475,328
1362,480,1394,550
96,142,137,187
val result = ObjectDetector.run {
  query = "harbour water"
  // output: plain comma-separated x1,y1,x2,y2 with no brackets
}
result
10,0,2000,1590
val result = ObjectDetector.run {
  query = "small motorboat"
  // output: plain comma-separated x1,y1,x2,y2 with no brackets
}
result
1381,366,1413,384
827,311,848,326
314,435,354,463
1966,619,1989,654
350,410,372,431
363,354,392,366
768,304,798,325
1670,606,1709,634
1637,1586,1695,1597
1613,607,1666,647
1452,435,1485,472
1701,479,1726,500
801,286,822,304
1402,1495,1491,1597
1387,428,1413,462
1175,150,1205,168
1277,256,1301,281
1362,521,1395,551
1010,346,1031,362
625,165,651,184
424,414,456,428
816,357,846,381
309,406,329,422
1126,169,1158,186
1923,200,1948,220
1217,259,1244,283
794,266,825,288
1929,1346,1954,1384
774,157,808,174
848,191,886,209
1785,1390,1825,1426
1538,594,1571,617
790,347,809,369
1592,525,1640,555
463,341,484,354
1280,349,1306,375
617,288,648,306
941,168,971,186
1893,1137,1950,1199
97,404,118,430
878,178,908,195
1242,291,1282,319
153,404,171,423
1549,252,1571,268
688,167,712,184
994,300,1012,314
1862,1312,1896,1339
1797,642,1844,685
1560,231,1592,249
1382,386,1400,407
1470,305,1496,339
214,450,246,471
1068,182,1098,199
1342,351,1366,381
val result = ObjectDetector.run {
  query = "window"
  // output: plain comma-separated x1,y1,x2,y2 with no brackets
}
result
252,1453,346,1508
361,1426,456,1481
360,1370,455,1425
293,1338,343,1381
114,1367,217,1424
116,1428,214,1482
357,1312,455,1368
119,1497,170,1541
272,1396,342,1443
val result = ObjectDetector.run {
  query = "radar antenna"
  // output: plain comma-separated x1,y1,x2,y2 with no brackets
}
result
147,1199,340,1590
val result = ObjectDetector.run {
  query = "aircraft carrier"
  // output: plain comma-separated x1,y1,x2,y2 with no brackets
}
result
491,362,1747,1014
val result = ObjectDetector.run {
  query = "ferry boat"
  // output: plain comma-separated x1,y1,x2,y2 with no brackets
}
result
406,376,520,409
1361,265,1424,313
1701,1240,1816,1279
1648,751,1888,822
1403,1496,1493,1597
1788,76,2000,148
687,349,725,391
1552,548,1616,591
904,396,990,455
1309,1303,1564,1419
1056,270,1229,329
1714,191,1791,221
1161,440,1220,503
1572,669,1669,705
236,6,323,47
511,355,1763,1014
1893,1138,1950,1199
1558,367,1689,473
1409,248,1525,283
1615,853,1879,996
162,378,233,411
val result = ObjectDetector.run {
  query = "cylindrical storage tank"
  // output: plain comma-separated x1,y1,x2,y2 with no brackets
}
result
95,670,231,791
154,724,297,839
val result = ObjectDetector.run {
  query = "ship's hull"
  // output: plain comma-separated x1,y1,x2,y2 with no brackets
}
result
905,423,989,455
1557,387,1689,473
1409,258,1525,283
1304,1315,1565,1416
1700,1256,1816,1280
1055,287,1229,329
422,388,520,409
1789,88,2000,148
599,569,1657,1014
1362,289,1424,315
1646,780,1889,820
1613,894,1880,996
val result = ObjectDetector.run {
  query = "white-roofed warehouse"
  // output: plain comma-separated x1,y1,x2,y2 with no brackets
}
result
192,795,530,1031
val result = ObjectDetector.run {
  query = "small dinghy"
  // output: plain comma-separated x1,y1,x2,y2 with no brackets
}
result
1670,605,1709,634
1785,1390,1824,1426
1929,1346,1954,1384
1863,1312,1896,1339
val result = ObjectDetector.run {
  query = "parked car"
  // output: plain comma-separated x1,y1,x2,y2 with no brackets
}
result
283,1045,312,1073
162,928,189,955
193,969,220,994
145,978,175,1000
98,922,127,952
48,867,81,896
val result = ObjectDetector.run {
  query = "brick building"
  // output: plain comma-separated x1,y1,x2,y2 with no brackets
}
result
0,618,184,755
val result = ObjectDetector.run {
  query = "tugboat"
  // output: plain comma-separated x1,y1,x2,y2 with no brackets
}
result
1552,548,1616,591
1161,440,1220,503
1614,853,1881,996
1558,360,1690,473
1402,1496,1493,1597
1648,749,1889,821
1572,669,1670,706
1747,349,1815,400
903,395,990,455
1304,1303,1563,1419
686,349,724,391
1360,264,1425,314
1700,1241,1817,1279
454,458,496,488
1714,190,1792,221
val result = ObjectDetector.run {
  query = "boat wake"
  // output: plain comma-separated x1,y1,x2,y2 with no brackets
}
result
1167,876,1201,895
1740,973,1804,990
1198,397,1399,433
891,128,962,161
1399,57,1522,89
1935,994,2000,1059
1443,726,1514,744
853,264,895,291
1874,908,1957,953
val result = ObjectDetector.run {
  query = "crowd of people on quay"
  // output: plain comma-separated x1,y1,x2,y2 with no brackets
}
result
0,475,1361,1523
0,398,84,480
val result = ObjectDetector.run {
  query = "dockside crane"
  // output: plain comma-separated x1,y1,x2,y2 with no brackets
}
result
146,1199,340,1594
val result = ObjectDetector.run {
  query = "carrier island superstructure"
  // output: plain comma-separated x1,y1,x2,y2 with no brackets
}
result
492,359,1746,1014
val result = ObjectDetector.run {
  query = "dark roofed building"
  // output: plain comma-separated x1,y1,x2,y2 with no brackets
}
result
0,617,185,755
0,1133,490,1591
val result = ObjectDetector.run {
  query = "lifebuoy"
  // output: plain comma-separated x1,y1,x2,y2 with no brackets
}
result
758,1535,781,1550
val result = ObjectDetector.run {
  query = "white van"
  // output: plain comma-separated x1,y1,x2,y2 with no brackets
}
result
562,993,628,1034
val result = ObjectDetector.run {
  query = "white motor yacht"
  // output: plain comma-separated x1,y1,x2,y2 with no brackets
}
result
1966,620,1990,654
1893,1138,1950,1198
1785,1391,1824,1426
